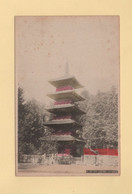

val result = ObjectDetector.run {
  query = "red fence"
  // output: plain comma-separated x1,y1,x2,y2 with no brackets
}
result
83,148,118,156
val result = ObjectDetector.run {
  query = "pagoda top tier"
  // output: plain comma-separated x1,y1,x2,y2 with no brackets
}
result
48,75,83,89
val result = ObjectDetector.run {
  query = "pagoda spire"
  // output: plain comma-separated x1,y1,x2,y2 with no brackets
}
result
65,62,69,75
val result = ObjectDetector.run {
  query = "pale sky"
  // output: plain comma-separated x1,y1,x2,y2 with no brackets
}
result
15,16,119,104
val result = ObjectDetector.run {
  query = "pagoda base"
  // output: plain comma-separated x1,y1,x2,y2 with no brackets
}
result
57,141,85,157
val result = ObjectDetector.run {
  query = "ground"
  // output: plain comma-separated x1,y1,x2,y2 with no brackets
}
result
17,163,119,176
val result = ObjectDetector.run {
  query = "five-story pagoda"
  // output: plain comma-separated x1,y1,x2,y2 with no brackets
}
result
41,64,86,159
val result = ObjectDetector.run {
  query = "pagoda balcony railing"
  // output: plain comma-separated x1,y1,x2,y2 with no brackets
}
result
56,85,73,92
45,117,82,126
46,100,73,109
45,102,86,114
52,115,72,121
52,132,72,135
47,89,85,102
54,100,73,105
46,117,83,127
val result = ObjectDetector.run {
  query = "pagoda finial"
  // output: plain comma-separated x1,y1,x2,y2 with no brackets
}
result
65,62,69,75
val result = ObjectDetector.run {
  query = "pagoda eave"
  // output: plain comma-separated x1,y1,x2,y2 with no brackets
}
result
43,119,82,128
46,104,85,115
40,135,85,142
49,75,83,89
47,90,85,102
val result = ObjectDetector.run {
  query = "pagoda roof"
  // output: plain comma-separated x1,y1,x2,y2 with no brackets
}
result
49,75,83,89
40,134,85,142
47,90,85,102
46,104,85,115
43,119,82,128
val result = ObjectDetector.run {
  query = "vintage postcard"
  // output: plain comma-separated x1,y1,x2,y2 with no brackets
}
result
15,16,120,176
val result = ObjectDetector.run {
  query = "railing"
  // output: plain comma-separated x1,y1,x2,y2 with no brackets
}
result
56,86,73,92
52,132,72,135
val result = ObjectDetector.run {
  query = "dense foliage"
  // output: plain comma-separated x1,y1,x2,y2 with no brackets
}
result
18,86,118,161
18,87,57,161
81,86,118,149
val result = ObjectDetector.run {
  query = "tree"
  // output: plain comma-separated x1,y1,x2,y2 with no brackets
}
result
21,99,44,152
18,87,58,161
18,87,26,160
18,88,45,159
82,87,118,149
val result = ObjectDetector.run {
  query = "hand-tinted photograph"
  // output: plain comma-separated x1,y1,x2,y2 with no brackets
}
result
15,16,120,176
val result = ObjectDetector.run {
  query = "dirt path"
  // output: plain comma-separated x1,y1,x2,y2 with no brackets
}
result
17,164,119,176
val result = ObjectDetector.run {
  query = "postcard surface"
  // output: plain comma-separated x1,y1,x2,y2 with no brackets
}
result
15,16,120,176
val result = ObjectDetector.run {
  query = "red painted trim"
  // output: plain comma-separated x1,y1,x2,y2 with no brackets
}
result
83,148,118,156
56,86,73,92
